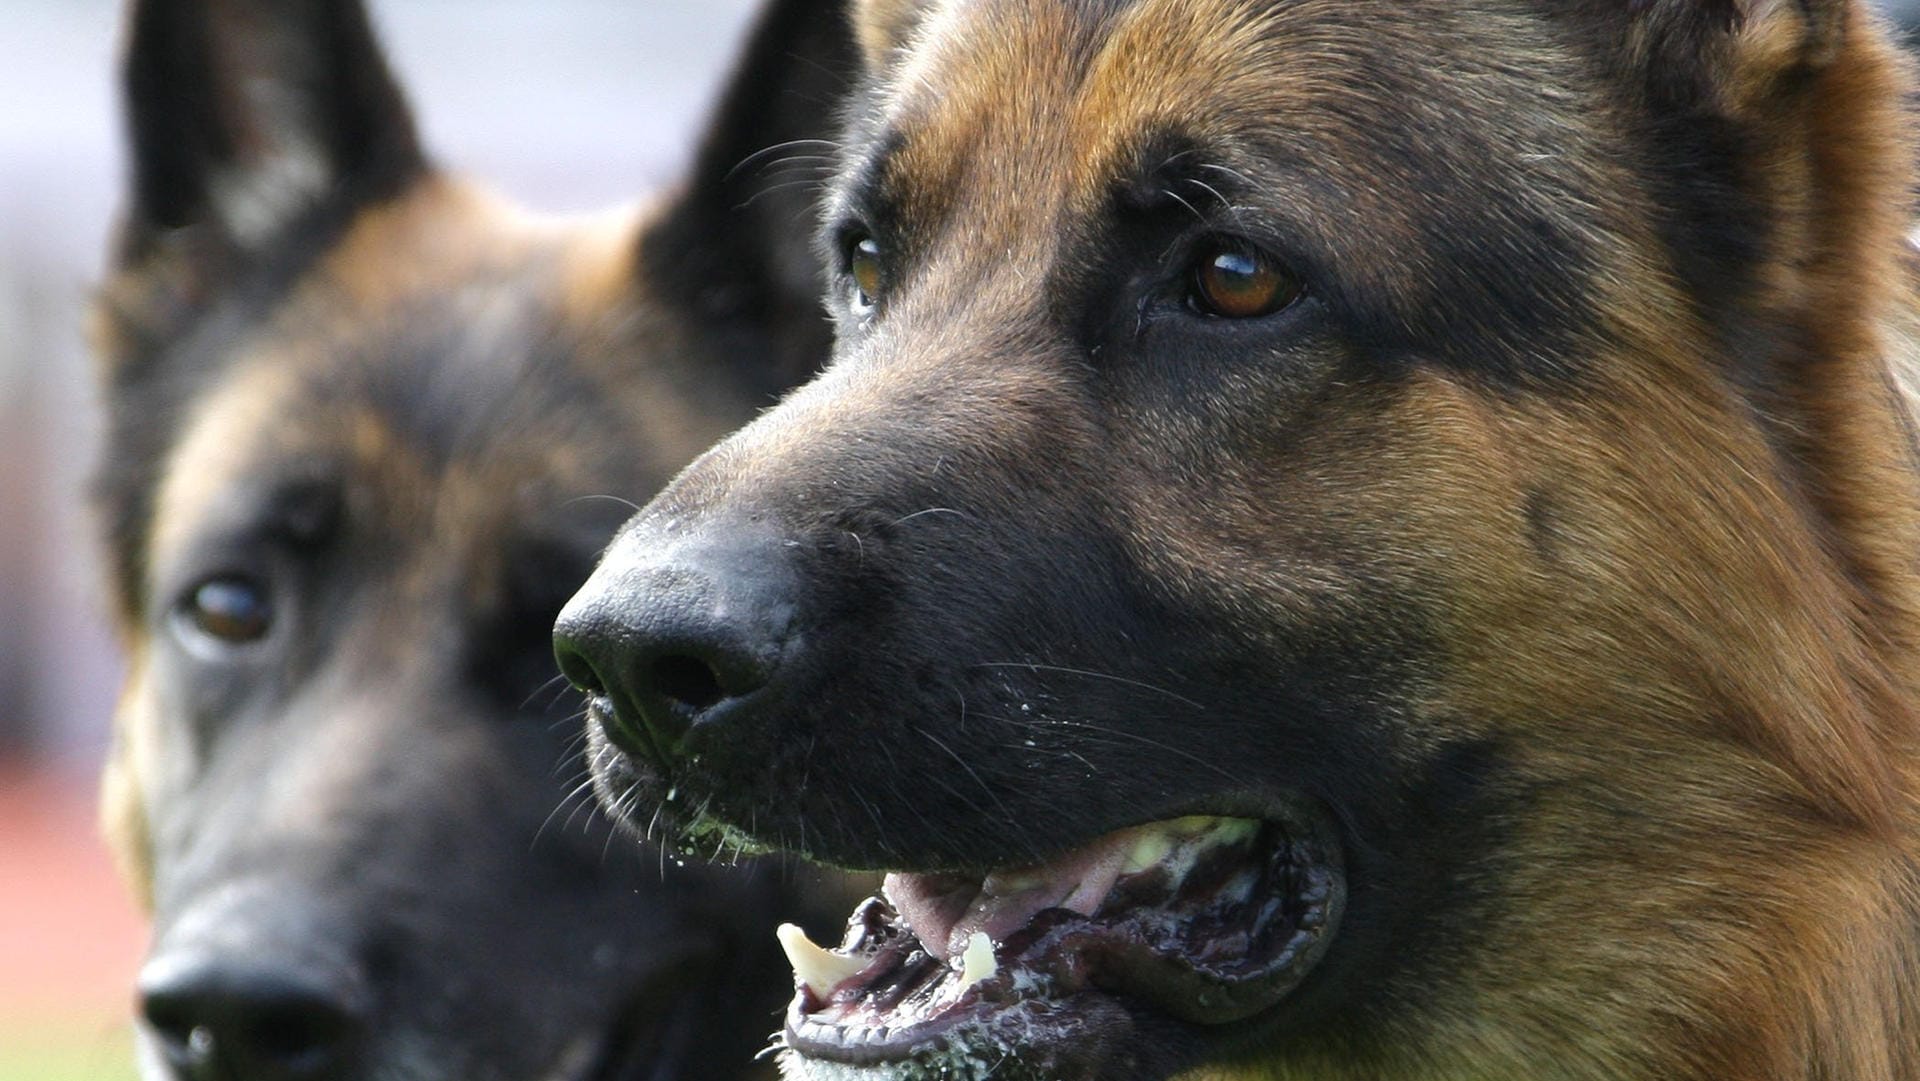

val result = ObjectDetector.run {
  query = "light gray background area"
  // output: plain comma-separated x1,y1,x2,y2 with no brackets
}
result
0,0,762,772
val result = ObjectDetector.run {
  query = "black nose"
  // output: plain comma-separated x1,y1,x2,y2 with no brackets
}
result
553,520,798,768
138,951,366,1081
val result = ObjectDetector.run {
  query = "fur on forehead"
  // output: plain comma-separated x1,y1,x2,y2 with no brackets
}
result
852,0,1857,99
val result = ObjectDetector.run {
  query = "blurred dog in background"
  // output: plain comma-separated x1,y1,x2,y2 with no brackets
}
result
91,0,853,1078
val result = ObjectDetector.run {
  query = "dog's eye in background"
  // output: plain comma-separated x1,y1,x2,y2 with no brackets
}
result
178,576,273,645
1188,239,1302,319
846,233,884,312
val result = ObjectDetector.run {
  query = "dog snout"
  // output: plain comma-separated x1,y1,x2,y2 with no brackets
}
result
555,519,800,768
138,948,367,1081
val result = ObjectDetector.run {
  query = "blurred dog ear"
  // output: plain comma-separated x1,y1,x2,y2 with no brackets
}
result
108,0,425,311
637,0,860,389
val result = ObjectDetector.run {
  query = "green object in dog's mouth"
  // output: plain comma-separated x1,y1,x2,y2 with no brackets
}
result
774,812,1344,1078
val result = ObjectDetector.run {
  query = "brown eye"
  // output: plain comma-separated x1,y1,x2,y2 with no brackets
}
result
847,234,884,310
1190,241,1301,319
182,577,273,643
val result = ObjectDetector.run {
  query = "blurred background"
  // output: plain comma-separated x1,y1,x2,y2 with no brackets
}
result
0,1,762,1075
5,2,1920,1079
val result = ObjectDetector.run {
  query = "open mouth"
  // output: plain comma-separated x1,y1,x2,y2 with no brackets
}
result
774,811,1343,1076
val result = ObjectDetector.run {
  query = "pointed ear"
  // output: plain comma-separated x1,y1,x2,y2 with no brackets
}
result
113,0,425,274
1603,0,1855,109
636,0,861,386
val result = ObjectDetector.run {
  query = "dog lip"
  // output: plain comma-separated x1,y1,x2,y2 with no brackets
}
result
780,964,1136,1079
778,802,1345,1068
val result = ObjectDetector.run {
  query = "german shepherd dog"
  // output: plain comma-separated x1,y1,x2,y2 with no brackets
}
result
555,0,1920,1078
92,1,853,1078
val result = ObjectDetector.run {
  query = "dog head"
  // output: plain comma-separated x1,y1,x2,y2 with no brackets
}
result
94,1,854,1078
559,2,1920,1080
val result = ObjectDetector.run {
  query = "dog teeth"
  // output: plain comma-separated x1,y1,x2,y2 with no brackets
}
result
955,931,997,992
1119,817,1258,874
1211,818,1260,845
1124,830,1176,873
985,867,1046,892
777,923,868,993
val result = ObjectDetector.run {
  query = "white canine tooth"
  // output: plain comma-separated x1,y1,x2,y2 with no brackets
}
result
776,923,867,992
1124,830,1176,873
986,868,1044,893
1213,818,1259,845
956,931,997,992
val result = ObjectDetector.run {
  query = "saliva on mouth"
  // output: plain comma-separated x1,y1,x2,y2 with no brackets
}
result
770,814,1343,1078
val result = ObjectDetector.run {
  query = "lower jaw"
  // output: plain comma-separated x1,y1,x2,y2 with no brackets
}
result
782,993,1147,1081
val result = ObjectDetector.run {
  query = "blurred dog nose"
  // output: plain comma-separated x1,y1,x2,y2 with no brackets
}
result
139,951,366,1081
554,520,798,768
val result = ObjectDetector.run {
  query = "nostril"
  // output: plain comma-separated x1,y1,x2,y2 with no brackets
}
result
139,956,363,1080
552,629,610,698
553,637,608,697
650,654,727,712
142,991,199,1053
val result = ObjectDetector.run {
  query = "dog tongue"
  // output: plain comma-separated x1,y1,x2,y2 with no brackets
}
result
882,828,1145,962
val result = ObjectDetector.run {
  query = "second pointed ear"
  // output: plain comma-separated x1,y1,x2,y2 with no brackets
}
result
636,0,862,387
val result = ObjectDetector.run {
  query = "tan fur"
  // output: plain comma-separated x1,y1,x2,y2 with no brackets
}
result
99,646,157,910
816,0,1920,1076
